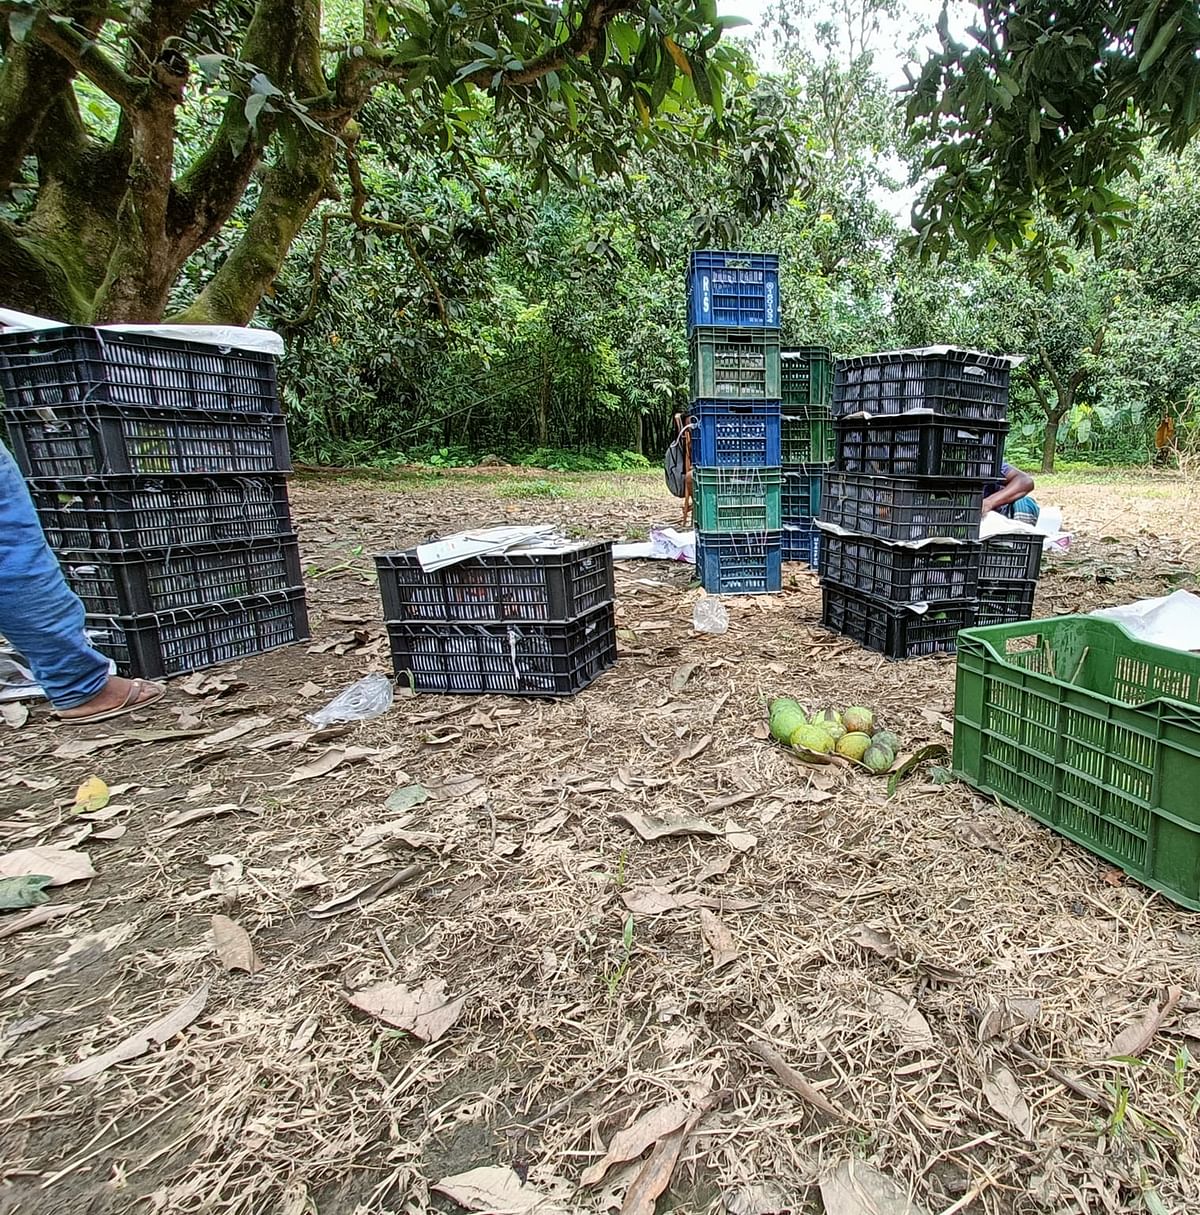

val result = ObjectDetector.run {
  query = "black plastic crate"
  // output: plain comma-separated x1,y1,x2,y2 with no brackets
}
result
976,578,1038,627
85,588,309,678
834,348,1011,420
819,473,984,543
6,404,291,479
821,581,974,659
834,415,1007,480
0,327,279,414
31,476,293,551
375,541,614,624
819,533,981,604
979,532,1044,581
387,602,616,696
62,536,301,617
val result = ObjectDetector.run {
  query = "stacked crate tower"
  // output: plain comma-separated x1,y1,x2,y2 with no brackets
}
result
780,345,834,567
687,251,783,595
817,347,1042,658
0,326,309,678
374,540,616,696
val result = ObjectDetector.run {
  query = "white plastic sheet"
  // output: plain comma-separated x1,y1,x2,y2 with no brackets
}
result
612,527,695,562
1092,590,1200,652
0,308,285,357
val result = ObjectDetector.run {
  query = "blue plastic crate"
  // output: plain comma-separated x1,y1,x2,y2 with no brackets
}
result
781,464,824,523
687,251,780,331
691,400,781,468
695,530,782,595
782,524,821,566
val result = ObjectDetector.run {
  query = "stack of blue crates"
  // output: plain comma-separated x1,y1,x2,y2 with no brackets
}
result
686,251,782,595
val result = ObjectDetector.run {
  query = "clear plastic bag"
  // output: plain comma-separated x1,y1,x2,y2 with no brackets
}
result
692,597,729,635
305,673,394,727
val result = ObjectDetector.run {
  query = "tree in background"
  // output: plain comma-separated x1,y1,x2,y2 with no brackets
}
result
0,0,761,323
905,0,1200,269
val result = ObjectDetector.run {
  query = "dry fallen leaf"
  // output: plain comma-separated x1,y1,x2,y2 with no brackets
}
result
198,715,275,748
849,923,900,960
871,988,936,1053
1,702,28,729
1108,985,1183,1059
346,978,466,1042
670,662,698,694
60,985,209,1082
745,1038,855,1123
72,776,110,815
978,997,1041,1043
289,856,327,890
0,903,79,941
0,846,96,887
621,886,760,915
180,670,245,697
285,745,378,785
620,1123,690,1215
384,783,429,813
433,1167,566,1214
52,729,209,760
530,809,570,835
724,819,758,853
751,721,771,740
725,1183,794,1215
155,803,242,835
614,810,722,842
580,1099,693,1187
672,733,712,766
982,1065,1034,1138
819,1158,929,1215
298,681,322,698
210,914,261,974
698,908,740,970
953,819,1003,852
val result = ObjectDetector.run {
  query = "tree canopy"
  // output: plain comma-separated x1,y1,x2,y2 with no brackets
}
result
0,0,782,323
905,0,1200,265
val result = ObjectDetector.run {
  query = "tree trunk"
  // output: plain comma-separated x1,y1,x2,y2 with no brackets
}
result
1041,408,1067,473
537,350,551,447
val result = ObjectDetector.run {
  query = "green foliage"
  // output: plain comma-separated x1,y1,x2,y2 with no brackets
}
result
906,1,1200,269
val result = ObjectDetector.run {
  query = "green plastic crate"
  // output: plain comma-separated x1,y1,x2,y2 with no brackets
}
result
693,468,782,533
690,327,781,401
781,407,834,464
781,346,832,407
953,615,1200,909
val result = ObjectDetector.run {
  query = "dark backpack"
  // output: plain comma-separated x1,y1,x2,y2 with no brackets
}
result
664,421,693,498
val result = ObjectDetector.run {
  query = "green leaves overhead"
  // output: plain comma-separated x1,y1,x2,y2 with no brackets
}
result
905,0,1200,266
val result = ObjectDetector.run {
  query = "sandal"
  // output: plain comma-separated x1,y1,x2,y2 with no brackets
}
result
56,678,166,725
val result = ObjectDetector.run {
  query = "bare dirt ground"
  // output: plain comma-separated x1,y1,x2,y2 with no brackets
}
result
3,467,1199,1215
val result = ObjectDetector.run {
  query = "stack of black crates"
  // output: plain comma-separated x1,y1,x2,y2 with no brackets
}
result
687,251,783,594
780,345,834,567
375,540,616,696
0,326,308,677
817,347,1043,658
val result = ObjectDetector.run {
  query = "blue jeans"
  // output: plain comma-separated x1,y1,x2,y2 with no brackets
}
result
1,444,110,707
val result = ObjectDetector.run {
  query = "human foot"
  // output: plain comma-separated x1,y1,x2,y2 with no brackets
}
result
56,676,165,724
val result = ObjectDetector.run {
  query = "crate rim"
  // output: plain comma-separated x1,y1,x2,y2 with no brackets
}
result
85,584,306,626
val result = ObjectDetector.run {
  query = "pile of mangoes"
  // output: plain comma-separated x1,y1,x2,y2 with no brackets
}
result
768,699,900,773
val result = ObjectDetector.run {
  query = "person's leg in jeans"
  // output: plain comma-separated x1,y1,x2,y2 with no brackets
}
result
0,443,160,714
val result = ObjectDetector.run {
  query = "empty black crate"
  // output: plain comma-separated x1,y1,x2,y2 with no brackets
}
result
834,349,1011,420
61,536,301,616
387,602,616,696
85,588,309,678
821,582,974,659
6,404,291,479
0,327,278,414
376,541,613,623
834,414,1007,480
31,476,293,550
979,532,1044,581
819,473,983,542
819,533,981,604
976,578,1038,627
